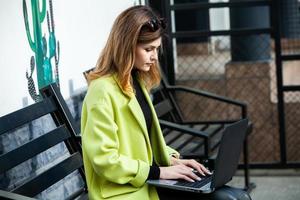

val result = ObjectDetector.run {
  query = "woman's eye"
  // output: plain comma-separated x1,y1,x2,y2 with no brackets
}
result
145,48,152,52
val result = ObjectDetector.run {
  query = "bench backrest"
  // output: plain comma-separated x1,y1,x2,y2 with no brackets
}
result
0,83,86,199
152,74,184,122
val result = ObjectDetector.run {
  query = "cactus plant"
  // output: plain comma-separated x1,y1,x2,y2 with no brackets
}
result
23,0,60,101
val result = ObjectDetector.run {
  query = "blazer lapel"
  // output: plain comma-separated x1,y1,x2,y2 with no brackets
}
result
128,97,149,138
127,85,153,163
112,75,150,146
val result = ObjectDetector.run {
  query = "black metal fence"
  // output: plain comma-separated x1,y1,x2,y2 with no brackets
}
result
149,0,300,168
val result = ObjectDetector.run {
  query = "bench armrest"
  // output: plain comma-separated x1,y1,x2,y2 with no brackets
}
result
0,190,36,200
159,119,209,138
166,85,247,107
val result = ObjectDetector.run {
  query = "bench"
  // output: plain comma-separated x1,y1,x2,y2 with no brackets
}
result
152,75,254,191
0,83,88,200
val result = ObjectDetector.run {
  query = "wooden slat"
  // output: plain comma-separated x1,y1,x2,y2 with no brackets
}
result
190,125,224,154
65,188,86,200
0,97,56,135
164,130,181,145
171,125,224,155
210,131,223,151
12,153,83,197
76,192,89,200
176,135,197,151
162,128,172,136
0,189,36,200
154,100,173,117
0,125,70,174
202,124,224,137
159,120,208,138
181,136,205,156
166,132,187,148
169,124,207,152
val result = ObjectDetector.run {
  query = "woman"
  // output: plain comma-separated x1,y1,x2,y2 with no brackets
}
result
81,5,251,200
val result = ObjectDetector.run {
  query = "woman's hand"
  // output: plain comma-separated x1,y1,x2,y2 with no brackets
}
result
170,157,212,176
159,165,201,182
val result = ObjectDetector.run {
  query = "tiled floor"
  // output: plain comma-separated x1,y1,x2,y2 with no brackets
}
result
228,169,300,200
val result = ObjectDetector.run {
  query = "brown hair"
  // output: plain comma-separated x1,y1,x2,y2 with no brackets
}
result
87,5,166,96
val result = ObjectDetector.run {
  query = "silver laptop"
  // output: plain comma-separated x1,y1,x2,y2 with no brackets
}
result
147,119,248,193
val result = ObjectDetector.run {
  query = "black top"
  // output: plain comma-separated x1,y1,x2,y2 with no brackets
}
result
132,76,152,133
132,73,160,180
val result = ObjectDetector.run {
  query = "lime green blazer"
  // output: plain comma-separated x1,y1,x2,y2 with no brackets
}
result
81,75,179,200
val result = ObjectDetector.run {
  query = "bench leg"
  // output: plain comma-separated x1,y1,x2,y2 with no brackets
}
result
243,139,256,192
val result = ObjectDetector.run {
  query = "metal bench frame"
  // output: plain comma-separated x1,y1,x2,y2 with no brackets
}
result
0,83,88,200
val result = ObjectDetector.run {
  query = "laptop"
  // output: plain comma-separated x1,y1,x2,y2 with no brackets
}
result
147,119,248,193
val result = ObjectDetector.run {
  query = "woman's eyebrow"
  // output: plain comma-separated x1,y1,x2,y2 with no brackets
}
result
144,44,161,49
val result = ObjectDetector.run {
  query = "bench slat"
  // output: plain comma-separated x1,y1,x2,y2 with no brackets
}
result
0,97,56,135
0,189,36,200
179,136,205,155
200,124,224,137
165,124,225,155
0,83,87,199
154,99,173,118
65,188,87,200
176,135,197,151
190,124,224,153
0,125,70,174
174,124,207,151
12,152,83,197
76,193,89,200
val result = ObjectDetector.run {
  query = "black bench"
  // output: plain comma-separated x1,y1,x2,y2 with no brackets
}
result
0,83,88,200
152,75,254,191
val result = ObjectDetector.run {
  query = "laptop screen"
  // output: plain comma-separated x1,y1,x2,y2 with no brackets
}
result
212,119,248,188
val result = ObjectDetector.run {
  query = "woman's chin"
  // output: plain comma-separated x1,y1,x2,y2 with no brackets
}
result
141,66,151,72
134,64,152,72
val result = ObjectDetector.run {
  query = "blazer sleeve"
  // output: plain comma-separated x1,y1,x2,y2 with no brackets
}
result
82,99,150,188
166,146,180,159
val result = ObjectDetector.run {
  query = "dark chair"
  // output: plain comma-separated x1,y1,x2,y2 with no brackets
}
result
0,83,88,200
152,74,254,191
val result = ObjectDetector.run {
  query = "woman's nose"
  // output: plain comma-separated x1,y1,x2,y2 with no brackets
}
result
151,51,158,61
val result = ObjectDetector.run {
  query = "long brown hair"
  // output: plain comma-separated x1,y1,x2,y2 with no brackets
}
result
87,5,165,96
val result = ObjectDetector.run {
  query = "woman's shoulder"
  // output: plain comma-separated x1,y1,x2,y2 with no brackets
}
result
89,75,117,91
85,75,120,105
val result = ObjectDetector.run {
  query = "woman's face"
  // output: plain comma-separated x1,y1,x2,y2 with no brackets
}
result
134,37,161,72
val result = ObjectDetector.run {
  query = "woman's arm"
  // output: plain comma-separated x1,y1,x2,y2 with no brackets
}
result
82,101,149,188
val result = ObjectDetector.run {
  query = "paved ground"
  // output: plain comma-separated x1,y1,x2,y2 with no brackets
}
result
228,169,300,200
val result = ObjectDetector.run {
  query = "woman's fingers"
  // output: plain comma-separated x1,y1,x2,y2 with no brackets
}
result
159,165,202,182
180,159,212,176
159,158,213,182
200,163,212,174
193,162,212,176
180,165,201,181
186,160,205,175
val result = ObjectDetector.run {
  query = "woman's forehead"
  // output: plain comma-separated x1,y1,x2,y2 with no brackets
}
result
140,38,162,47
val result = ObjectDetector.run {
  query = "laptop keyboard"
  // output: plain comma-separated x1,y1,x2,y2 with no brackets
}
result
174,174,212,188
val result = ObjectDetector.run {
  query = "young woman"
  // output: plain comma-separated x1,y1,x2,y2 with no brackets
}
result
81,5,251,200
